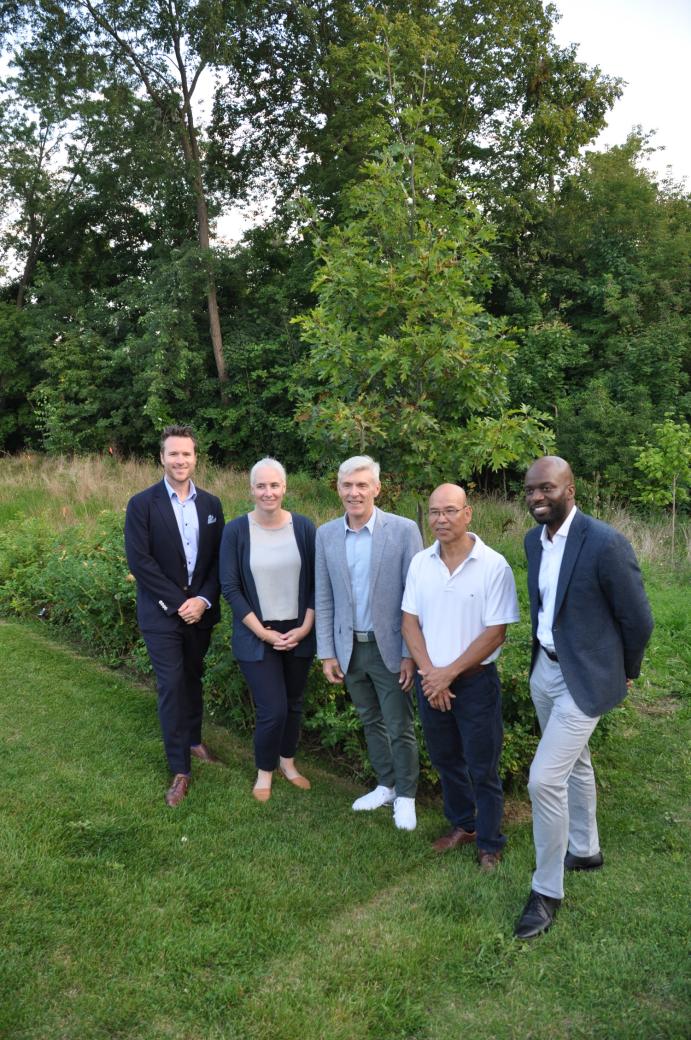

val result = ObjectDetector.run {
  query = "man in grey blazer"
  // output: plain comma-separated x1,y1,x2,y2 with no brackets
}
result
315,456,423,830
515,456,653,939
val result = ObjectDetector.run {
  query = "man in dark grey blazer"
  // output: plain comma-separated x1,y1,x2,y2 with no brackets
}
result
515,456,653,939
125,425,224,807
315,456,422,830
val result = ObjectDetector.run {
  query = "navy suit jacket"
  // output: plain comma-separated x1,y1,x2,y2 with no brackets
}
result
525,510,653,717
220,512,316,661
125,480,224,633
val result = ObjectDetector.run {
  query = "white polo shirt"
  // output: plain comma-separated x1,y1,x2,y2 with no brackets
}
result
402,534,520,668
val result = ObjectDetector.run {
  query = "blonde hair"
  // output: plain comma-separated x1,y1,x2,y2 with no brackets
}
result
250,457,287,486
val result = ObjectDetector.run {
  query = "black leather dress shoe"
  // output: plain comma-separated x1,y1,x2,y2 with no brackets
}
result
514,890,561,940
564,850,604,871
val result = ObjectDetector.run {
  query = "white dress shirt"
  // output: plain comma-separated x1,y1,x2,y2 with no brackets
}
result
536,505,578,651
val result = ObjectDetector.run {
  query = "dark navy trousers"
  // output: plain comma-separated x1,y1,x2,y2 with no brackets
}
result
143,621,212,776
417,663,506,854
238,619,313,772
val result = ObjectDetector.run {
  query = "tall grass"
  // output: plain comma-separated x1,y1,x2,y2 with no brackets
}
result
2,452,687,566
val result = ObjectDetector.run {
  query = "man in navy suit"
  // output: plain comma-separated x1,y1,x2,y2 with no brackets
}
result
125,425,225,806
515,456,653,939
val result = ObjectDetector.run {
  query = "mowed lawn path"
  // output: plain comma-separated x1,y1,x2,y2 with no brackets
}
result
1,620,688,1040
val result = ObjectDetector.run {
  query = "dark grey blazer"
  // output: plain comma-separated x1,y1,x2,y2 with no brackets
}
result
525,510,654,717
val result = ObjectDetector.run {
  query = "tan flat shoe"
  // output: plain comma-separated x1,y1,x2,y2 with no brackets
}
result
279,767,311,790
252,785,271,802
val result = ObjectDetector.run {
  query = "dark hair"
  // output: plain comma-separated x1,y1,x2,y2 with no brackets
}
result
160,425,198,452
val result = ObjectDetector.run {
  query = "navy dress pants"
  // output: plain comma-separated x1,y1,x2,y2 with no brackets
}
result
238,619,312,772
143,621,212,775
417,664,506,854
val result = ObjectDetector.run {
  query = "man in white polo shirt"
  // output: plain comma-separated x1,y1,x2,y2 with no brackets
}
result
402,483,519,871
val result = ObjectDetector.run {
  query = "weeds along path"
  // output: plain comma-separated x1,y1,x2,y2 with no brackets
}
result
1,619,689,1040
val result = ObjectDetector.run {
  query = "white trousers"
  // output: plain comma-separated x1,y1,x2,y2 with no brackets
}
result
528,649,601,899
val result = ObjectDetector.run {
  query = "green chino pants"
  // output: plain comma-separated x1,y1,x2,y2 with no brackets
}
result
345,639,419,798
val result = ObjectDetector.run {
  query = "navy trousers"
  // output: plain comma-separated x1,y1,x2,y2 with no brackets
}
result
417,664,506,854
238,619,313,772
143,621,212,775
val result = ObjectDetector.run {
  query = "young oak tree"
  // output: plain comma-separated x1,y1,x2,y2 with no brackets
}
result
293,114,553,516
635,418,691,559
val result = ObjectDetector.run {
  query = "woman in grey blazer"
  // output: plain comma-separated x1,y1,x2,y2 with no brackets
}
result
220,458,316,801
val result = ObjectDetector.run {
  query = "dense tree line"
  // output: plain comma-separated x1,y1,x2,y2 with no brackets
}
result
1,1,689,500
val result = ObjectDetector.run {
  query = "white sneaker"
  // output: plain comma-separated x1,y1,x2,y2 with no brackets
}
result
393,796,417,831
352,785,396,811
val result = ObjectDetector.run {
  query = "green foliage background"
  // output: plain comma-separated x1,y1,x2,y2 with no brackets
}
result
1,1,688,496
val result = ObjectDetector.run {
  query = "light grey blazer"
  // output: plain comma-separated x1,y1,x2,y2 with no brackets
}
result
315,507,423,674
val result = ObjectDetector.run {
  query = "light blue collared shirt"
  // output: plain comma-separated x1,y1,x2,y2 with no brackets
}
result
344,507,377,632
164,477,200,586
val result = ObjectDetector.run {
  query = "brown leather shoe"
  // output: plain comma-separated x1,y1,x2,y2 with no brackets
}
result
165,773,190,807
279,766,311,790
190,743,223,765
252,784,272,802
478,850,502,873
432,827,477,853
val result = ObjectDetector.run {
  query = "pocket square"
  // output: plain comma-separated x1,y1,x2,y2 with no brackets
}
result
207,514,217,524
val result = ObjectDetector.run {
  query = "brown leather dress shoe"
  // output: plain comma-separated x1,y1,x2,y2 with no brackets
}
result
165,773,190,807
190,743,223,764
478,850,502,873
432,827,477,853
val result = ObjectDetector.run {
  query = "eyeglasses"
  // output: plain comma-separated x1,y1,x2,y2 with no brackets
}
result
428,507,467,520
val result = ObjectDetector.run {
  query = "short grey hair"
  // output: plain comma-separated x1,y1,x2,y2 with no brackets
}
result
250,457,287,486
337,455,380,482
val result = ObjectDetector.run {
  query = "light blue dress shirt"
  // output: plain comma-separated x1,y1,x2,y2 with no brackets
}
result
344,508,377,632
164,477,200,587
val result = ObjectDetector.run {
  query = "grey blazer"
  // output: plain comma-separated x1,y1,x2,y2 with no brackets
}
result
525,509,654,717
315,507,423,674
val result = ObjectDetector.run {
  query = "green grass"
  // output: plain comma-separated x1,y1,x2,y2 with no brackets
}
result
1,619,689,1040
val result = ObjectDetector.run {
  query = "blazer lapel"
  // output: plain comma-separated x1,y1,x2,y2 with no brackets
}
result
191,494,205,579
336,523,353,605
369,509,386,594
153,481,186,567
526,529,542,631
554,512,587,619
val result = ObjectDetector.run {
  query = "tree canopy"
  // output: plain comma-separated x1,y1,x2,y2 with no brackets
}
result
1,0,689,505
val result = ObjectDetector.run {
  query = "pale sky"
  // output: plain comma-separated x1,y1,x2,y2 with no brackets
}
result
220,0,691,241
552,0,691,186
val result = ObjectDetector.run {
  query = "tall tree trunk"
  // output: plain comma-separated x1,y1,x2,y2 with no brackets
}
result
175,45,227,388
16,241,40,309
190,167,227,387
